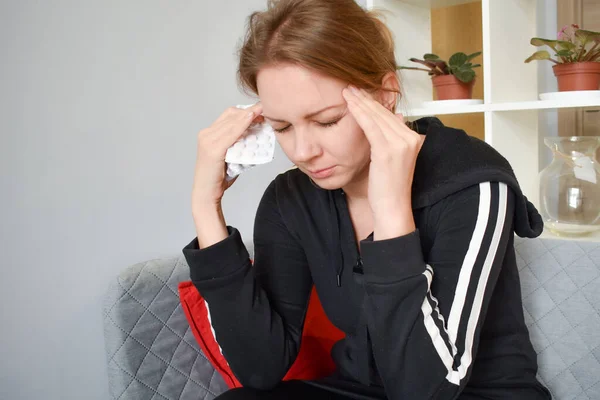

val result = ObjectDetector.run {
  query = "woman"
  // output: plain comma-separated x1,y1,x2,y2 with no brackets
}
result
183,0,551,399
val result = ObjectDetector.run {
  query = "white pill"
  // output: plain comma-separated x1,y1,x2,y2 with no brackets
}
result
233,142,245,150
245,142,259,151
245,135,257,143
257,150,268,157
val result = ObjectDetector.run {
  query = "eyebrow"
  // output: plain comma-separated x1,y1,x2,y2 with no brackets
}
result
262,104,345,123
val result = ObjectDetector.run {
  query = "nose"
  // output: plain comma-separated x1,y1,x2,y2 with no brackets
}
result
292,127,321,163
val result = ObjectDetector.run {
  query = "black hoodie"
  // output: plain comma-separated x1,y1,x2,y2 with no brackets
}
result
182,117,552,399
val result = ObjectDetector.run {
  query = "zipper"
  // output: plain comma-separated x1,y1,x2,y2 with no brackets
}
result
338,189,365,277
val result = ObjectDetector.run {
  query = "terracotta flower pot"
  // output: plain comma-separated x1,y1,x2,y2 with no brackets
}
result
552,62,600,91
432,75,475,100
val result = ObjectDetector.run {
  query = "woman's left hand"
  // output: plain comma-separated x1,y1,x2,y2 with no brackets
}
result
342,85,423,240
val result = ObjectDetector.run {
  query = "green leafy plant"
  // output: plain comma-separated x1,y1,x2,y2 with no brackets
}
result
525,24,600,64
398,51,482,83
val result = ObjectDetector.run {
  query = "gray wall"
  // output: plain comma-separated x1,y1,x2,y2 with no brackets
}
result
0,1,291,399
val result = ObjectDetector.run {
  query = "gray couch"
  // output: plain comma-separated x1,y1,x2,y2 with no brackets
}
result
102,235,600,399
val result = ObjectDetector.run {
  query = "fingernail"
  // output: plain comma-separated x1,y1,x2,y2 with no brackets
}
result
348,85,359,94
247,111,255,119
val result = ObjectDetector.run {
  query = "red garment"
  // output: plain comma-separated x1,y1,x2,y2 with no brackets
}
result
179,282,345,388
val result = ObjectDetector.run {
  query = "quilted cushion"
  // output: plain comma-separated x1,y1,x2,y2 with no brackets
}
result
515,236,600,399
103,256,228,400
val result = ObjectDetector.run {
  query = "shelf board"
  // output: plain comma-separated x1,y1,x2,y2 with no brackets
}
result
490,97,600,112
405,98,600,117
394,0,480,9
539,228,600,243
405,103,486,117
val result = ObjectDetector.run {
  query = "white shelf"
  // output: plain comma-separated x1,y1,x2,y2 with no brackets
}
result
405,98,600,117
405,103,486,117
390,0,480,9
490,98,600,112
372,0,600,243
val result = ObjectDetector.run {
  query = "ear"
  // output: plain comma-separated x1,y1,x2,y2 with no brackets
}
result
378,72,401,112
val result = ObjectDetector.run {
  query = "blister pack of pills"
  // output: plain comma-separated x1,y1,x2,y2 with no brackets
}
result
225,104,276,181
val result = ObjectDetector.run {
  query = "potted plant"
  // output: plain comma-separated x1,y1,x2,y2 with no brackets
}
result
525,24,600,91
398,52,481,100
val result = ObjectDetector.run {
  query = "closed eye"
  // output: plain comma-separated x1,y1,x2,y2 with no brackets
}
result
273,118,341,134
273,125,291,134
319,120,339,128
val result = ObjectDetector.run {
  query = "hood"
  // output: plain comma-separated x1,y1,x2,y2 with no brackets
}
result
408,117,543,239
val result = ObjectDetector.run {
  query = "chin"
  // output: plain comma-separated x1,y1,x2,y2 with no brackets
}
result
302,170,348,191
312,180,343,191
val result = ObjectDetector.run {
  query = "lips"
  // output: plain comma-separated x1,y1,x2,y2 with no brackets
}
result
307,165,336,179
309,166,335,174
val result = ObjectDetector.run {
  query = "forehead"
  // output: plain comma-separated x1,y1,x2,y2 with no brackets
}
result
256,64,345,118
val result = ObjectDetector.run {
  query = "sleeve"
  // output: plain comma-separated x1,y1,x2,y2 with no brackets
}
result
181,180,313,390
359,181,515,399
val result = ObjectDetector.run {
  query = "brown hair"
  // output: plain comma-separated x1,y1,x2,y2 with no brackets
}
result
236,0,402,112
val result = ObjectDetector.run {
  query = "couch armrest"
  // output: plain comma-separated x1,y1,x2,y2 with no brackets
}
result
102,255,228,400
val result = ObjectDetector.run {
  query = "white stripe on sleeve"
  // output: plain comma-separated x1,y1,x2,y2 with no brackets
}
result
419,182,509,386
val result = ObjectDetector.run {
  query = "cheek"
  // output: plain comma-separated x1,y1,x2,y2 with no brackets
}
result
333,119,370,160
274,134,295,160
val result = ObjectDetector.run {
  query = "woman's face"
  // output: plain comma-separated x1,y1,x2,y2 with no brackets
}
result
256,63,371,191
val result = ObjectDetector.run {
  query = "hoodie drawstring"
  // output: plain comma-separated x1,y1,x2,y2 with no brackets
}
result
329,189,345,287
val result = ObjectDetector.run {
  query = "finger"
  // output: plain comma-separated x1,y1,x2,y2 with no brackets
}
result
225,107,261,143
350,88,398,140
349,88,409,140
343,88,387,148
213,102,263,126
343,87,394,140
246,102,263,116
350,87,418,143
396,111,405,124
206,106,261,150
213,106,243,125
210,107,253,132
248,102,264,124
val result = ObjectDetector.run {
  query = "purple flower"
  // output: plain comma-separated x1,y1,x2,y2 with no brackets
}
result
558,24,569,40
557,23,580,41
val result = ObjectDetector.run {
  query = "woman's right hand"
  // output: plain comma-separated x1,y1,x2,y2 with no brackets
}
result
191,103,264,218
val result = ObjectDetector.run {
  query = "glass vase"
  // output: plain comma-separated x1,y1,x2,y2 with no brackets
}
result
538,136,600,237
